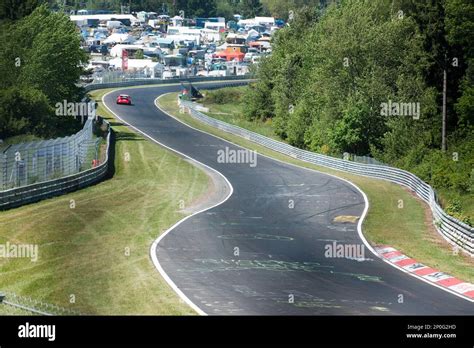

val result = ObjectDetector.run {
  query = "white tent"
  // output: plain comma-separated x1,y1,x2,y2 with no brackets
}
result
246,29,259,39
204,22,225,31
165,34,200,46
239,17,275,27
103,33,135,44
108,58,164,78
200,28,221,43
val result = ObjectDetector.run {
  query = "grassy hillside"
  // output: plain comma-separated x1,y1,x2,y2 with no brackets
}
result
0,88,211,315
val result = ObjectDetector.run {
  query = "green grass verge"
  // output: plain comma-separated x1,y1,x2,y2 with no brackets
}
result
199,87,280,141
0,87,213,315
158,92,474,283
0,303,38,315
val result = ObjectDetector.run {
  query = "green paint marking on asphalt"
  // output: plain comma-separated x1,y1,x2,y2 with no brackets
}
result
178,259,333,273
178,259,383,284
217,233,294,241
330,271,383,282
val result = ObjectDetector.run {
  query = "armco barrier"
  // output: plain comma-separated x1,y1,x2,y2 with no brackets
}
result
179,99,474,256
83,75,253,93
0,119,112,210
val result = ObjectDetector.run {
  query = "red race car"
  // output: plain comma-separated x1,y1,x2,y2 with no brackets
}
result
116,94,132,105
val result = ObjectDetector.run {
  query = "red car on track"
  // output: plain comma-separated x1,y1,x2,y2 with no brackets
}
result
116,94,132,105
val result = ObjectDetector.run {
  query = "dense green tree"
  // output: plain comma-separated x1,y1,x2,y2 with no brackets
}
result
253,1,431,155
10,5,88,103
84,0,120,11
216,0,235,20
0,4,87,139
244,57,275,121
261,0,326,20
175,0,217,18
238,0,264,18
0,86,52,138
445,0,474,126
0,0,45,22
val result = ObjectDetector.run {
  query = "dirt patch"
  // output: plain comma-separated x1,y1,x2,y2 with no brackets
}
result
402,186,474,265
179,159,231,214
333,215,359,223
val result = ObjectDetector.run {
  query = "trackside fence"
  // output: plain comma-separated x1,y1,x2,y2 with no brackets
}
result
179,99,474,256
0,291,81,316
0,117,112,210
1,119,97,190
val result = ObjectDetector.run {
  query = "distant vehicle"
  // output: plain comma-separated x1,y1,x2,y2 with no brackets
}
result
116,94,132,105
244,52,257,62
80,75,94,83
106,20,123,29
251,55,261,64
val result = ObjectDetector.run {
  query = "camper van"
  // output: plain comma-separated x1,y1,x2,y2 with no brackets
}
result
106,20,122,29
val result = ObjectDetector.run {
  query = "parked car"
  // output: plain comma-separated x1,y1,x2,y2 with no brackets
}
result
80,75,94,83
89,44,108,54
116,94,132,105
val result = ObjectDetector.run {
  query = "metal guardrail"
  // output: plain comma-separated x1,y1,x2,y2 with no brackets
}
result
83,74,253,93
0,118,112,210
179,99,474,256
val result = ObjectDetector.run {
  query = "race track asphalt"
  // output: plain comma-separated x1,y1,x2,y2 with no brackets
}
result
103,81,474,315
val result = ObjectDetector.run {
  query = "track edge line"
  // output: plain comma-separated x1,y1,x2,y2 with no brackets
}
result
101,88,236,316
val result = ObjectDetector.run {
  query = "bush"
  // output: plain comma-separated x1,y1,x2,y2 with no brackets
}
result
445,199,472,226
204,89,242,105
0,86,53,139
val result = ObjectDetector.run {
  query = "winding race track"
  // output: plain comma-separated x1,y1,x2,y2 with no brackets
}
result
104,81,474,315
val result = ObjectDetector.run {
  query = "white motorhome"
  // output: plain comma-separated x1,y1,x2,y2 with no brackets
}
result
204,21,225,32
